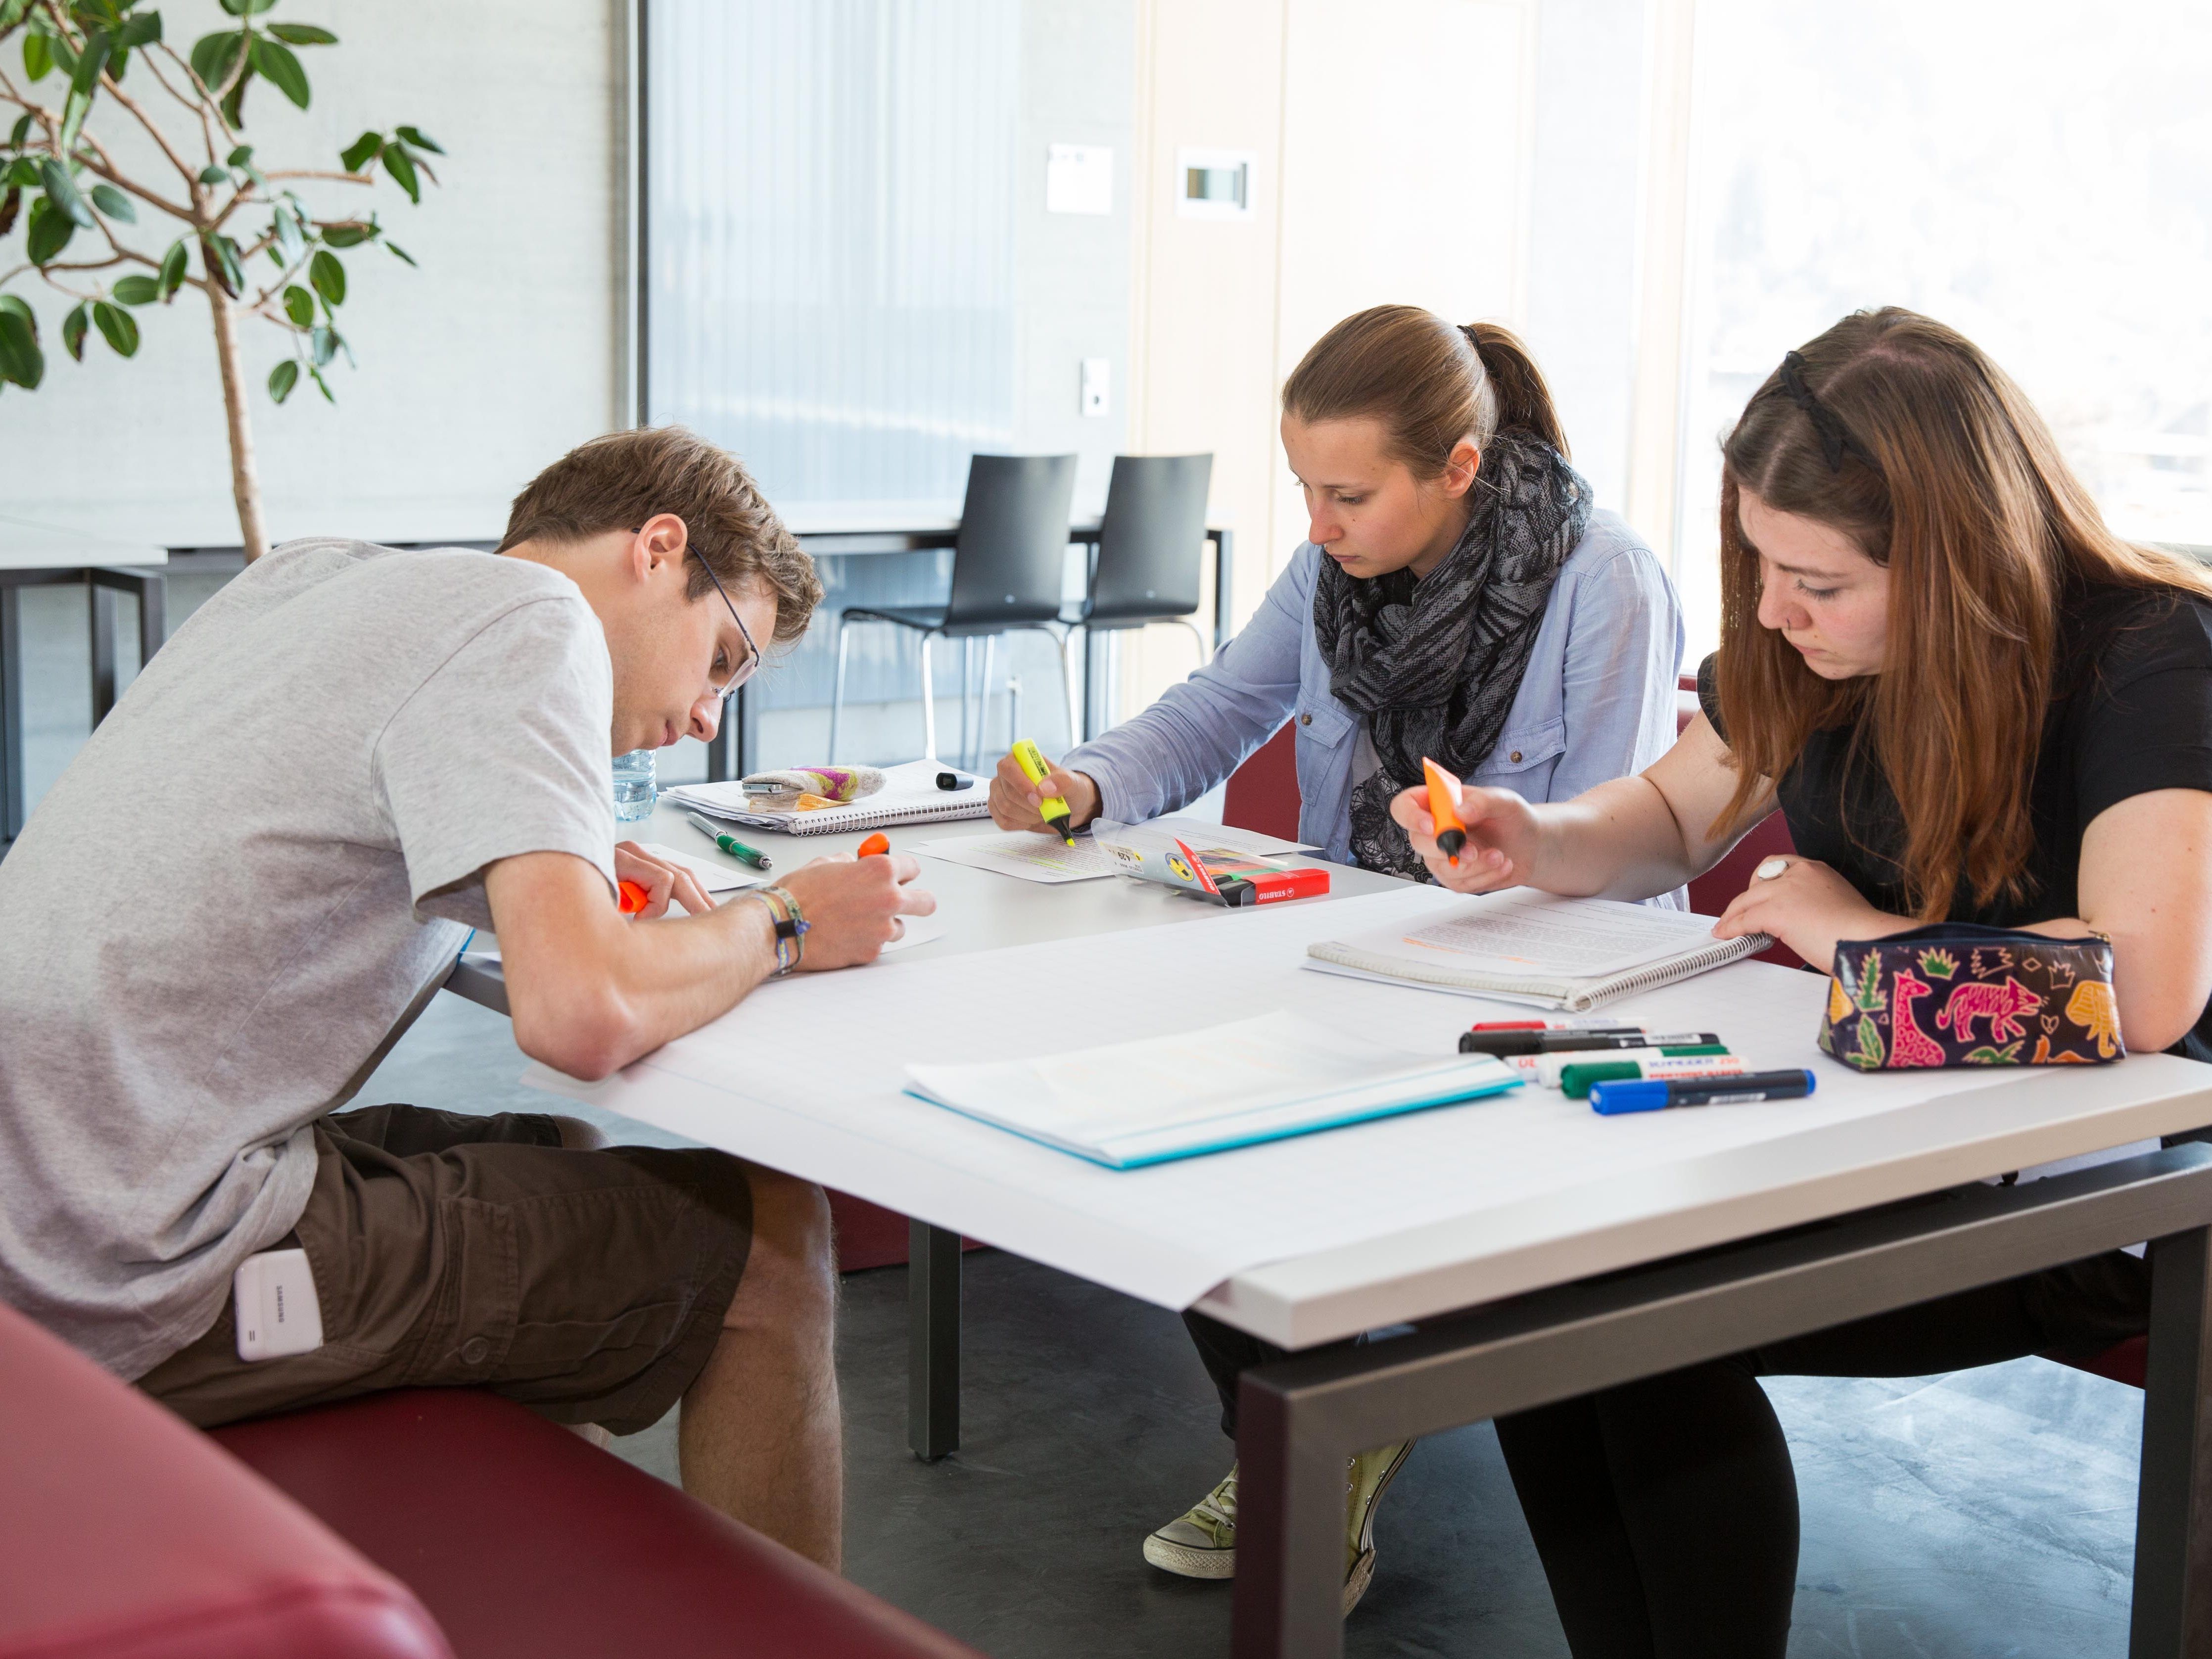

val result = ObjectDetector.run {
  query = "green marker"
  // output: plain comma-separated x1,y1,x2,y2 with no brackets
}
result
685,811,772,871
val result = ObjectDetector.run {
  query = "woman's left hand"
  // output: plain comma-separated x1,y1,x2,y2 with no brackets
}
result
615,840,714,918
1711,855,1905,967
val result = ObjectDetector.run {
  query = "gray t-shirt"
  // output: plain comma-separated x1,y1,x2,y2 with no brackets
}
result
0,540,617,1378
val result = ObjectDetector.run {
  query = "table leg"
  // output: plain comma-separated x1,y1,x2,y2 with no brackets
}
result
908,1218,960,1462
1,582,23,842
1232,1375,1350,1659
2133,1223,2212,1656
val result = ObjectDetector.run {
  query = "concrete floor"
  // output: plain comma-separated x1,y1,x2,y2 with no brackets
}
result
359,993,2147,1659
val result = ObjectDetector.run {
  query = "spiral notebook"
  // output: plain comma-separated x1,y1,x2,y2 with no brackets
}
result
1304,890,1772,1011
665,759,991,836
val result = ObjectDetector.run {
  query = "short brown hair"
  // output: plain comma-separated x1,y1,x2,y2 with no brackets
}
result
1281,305,1569,476
1713,306,2212,919
498,426,823,646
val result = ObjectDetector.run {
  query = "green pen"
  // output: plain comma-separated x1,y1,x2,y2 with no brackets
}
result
685,811,773,871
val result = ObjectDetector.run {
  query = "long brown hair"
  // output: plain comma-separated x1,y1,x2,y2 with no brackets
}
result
1714,307,2212,919
1281,305,1569,475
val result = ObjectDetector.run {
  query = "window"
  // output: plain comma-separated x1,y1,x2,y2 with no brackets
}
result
1674,0,2212,658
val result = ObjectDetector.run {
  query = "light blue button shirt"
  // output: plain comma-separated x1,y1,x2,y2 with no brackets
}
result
1065,508,1685,869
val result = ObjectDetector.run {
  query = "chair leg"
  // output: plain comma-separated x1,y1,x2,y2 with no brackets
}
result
919,631,941,761
1175,616,1211,667
830,617,855,763
977,634,998,769
1052,627,1079,751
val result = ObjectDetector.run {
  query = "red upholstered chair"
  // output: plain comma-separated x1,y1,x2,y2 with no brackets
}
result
1222,719,1302,842
1677,676,1803,969
0,1297,449,1659
214,1391,985,1659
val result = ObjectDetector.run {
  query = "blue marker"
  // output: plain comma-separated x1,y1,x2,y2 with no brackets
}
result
1589,1068,1816,1116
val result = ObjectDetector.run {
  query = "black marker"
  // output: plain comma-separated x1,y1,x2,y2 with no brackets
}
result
937,771,977,791
1459,1028,1718,1058
1589,1068,1816,1116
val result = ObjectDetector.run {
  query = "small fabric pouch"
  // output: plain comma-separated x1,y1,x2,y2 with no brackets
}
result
1819,923,2123,1071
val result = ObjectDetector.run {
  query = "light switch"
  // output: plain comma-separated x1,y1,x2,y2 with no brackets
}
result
1081,358,1111,418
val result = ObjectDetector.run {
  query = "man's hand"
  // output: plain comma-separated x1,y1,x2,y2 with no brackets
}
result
615,840,713,917
773,853,938,969
1390,782,1546,892
1710,855,1899,969
988,752,1101,833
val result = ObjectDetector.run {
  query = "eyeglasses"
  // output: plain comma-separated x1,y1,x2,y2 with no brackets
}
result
691,550,761,703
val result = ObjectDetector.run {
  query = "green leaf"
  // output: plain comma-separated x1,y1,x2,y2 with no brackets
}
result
92,299,138,356
26,196,74,262
227,144,254,168
4,158,37,187
0,297,44,389
106,45,131,83
338,130,380,173
61,300,87,361
265,22,335,45
41,158,94,228
89,181,135,223
319,221,368,247
197,164,227,185
248,37,308,108
158,237,187,298
309,322,333,367
203,232,244,296
308,246,344,306
267,356,298,402
188,29,241,94
282,283,312,326
6,114,31,151
382,239,415,267
23,31,51,82
45,30,75,79
219,62,251,129
308,362,333,402
381,143,419,203
273,205,304,265
218,0,279,14
392,125,444,156
0,0,31,29
111,273,160,305
0,188,16,237
116,12,162,49
69,29,109,96
56,85,91,157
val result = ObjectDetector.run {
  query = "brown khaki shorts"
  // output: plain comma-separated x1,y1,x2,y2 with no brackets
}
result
139,1103,752,1436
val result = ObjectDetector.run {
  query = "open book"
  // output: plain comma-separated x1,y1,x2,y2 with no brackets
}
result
904,1010,1522,1169
666,758,991,836
1305,890,1772,1011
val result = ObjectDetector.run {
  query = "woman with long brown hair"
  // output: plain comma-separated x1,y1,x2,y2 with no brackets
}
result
1393,306,2212,1655
985,304,1684,1607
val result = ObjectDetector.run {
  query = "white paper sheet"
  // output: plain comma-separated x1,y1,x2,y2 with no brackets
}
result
1352,889,1723,978
517,885,2189,1312
635,841,762,899
911,831,1123,883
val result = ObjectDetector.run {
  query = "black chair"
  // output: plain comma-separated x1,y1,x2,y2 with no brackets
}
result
1068,453,1213,739
829,454,1078,763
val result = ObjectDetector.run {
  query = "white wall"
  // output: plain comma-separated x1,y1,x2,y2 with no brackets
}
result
3,0,622,550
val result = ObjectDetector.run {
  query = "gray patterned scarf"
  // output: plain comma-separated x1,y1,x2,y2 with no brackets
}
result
1313,430,1593,880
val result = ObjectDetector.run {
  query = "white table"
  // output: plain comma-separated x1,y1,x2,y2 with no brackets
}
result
444,801,2212,1659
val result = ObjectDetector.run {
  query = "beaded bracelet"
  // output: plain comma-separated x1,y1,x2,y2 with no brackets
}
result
750,883,809,976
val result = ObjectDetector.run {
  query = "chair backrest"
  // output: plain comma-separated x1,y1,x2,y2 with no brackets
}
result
1222,720,1301,842
1087,453,1213,624
943,453,1079,628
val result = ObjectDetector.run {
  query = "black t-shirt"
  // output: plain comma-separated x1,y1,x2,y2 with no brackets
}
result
1698,582,2212,1059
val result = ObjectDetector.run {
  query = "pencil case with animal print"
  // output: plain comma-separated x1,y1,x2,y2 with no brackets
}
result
1818,924,2122,1070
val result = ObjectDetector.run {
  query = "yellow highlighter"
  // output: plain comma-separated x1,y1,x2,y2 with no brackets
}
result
1010,739,1076,846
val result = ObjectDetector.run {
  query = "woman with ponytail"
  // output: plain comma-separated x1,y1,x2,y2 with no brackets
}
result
986,305,1684,1607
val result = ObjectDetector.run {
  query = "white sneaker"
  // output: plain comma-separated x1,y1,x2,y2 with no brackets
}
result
1142,1441,1415,1614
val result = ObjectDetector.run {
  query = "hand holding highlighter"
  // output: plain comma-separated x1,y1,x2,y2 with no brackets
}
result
1421,757,1469,866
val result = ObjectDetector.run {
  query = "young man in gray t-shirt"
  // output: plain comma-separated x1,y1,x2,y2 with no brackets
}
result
0,426,928,1569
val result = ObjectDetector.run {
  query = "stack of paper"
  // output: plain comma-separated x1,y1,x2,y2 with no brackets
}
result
1306,889,1772,1010
904,1009,1522,1168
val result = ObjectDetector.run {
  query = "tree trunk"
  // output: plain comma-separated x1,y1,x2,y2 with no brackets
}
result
205,278,269,562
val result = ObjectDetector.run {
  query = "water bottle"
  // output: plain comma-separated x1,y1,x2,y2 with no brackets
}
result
612,749,657,822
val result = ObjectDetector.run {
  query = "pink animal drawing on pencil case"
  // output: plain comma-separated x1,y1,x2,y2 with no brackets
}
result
1887,968,1948,1068
1936,976,2043,1045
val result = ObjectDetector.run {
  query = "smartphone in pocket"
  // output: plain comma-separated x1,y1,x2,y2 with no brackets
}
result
233,1246,325,1362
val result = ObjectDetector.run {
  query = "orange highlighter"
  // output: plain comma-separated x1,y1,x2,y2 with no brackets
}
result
617,879,651,914
856,833,890,858
1421,756,1468,866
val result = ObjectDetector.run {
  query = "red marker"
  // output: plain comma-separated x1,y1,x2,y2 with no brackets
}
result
857,832,891,858
617,879,650,914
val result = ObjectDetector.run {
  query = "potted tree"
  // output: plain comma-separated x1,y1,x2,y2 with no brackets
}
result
0,0,440,561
